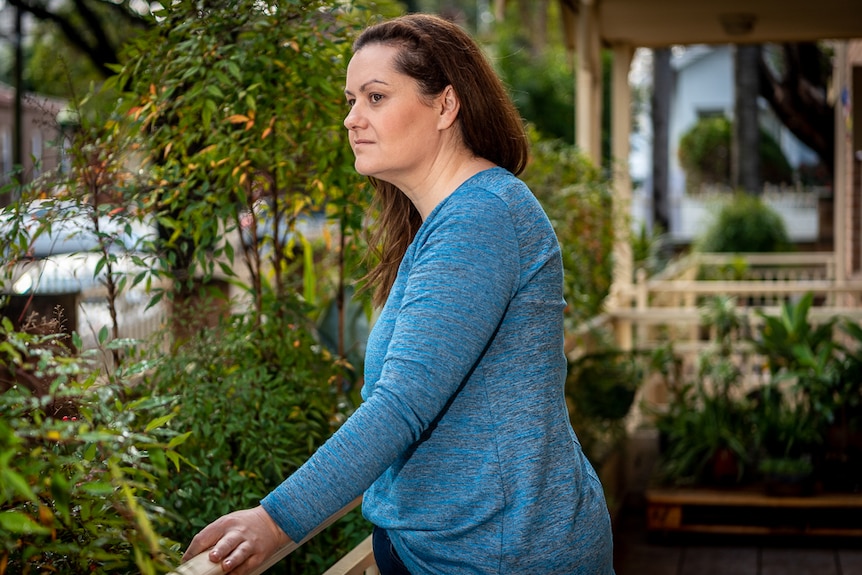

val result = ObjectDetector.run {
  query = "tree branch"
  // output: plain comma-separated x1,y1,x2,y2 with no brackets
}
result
6,0,152,78
758,43,834,172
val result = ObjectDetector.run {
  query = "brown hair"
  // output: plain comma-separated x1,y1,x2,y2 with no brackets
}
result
354,13,529,307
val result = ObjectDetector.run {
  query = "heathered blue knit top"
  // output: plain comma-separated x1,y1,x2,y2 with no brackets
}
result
261,167,614,574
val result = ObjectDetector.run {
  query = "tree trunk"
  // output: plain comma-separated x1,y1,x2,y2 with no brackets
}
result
651,48,672,232
733,44,762,194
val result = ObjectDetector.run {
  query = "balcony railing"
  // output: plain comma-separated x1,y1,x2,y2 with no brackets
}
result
171,497,378,575
567,251,862,424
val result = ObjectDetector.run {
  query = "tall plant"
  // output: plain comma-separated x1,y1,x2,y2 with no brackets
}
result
107,0,373,329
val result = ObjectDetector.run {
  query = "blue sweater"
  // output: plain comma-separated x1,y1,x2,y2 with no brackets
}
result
261,167,614,574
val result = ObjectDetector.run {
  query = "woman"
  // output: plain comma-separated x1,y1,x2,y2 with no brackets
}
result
183,13,615,575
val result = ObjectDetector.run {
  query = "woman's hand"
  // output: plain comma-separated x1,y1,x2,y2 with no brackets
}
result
182,505,292,574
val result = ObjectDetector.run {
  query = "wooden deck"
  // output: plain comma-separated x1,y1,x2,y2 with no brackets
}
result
613,503,862,575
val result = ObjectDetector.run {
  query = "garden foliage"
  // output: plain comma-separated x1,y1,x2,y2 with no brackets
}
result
0,317,187,574
521,128,615,329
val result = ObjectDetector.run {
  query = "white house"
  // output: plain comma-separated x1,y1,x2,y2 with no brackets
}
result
631,45,823,244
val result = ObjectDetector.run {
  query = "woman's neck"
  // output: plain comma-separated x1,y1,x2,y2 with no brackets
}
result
402,154,496,220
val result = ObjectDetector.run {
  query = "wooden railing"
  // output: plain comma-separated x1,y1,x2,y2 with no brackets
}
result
624,251,861,347
568,251,862,419
171,497,378,575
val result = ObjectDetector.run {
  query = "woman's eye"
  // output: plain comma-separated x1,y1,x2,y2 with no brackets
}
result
346,98,356,107
370,93,384,103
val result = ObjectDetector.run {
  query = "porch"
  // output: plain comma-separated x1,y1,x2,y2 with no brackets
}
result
172,249,862,574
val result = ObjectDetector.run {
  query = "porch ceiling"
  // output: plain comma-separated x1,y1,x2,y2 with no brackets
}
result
594,0,862,47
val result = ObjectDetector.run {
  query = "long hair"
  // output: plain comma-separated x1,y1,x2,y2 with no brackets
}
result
354,14,529,307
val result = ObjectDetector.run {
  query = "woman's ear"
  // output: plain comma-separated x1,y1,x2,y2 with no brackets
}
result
437,85,460,130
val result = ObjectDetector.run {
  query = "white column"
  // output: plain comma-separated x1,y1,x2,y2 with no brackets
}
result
576,0,601,164
611,43,635,349
833,42,848,299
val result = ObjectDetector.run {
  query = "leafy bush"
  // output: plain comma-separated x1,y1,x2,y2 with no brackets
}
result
565,348,643,466
491,2,614,163
695,192,791,253
678,116,732,187
150,293,369,573
678,116,793,190
0,317,186,574
493,29,575,144
567,351,641,422
521,128,615,329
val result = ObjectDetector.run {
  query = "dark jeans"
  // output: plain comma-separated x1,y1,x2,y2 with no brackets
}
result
372,526,412,575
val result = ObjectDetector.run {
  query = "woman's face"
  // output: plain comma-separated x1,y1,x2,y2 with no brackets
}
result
344,44,448,186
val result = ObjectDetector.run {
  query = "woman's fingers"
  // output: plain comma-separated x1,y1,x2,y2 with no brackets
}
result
181,506,291,574
218,540,262,574
183,518,228,561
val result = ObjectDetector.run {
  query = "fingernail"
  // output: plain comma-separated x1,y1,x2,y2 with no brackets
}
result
223,559,232,570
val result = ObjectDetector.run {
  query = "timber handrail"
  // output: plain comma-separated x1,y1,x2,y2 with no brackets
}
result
643,279,862,295
170,497,364,575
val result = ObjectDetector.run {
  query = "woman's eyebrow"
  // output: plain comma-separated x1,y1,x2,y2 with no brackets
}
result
344,79,390,96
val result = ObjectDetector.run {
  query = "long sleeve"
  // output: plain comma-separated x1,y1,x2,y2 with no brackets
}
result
261,180,519,541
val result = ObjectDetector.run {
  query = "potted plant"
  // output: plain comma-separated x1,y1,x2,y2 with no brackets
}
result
651,297,755,487
758,456,815,497
653,375,752,487
819,319,862,491
749,382,819,495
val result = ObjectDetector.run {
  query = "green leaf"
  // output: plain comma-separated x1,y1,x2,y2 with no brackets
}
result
148,447,167,474
168,431,193,449
145,413,175,432
0,511,51,535
50,472,71,522
227,61,242,81
94,257,107,278
206,85,225,99
1,468,36,502
81,482,115,496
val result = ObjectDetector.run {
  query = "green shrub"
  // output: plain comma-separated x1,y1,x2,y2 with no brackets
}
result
679,116,732,187
0,317,185,574
678,116,793,190
151,293,368,573
695,193,791,253
521,128,615,329
565,349,643,466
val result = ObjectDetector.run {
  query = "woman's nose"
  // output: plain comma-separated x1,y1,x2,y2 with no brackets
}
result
344,104,362,130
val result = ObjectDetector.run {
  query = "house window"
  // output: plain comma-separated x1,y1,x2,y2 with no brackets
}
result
696,109,725,120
